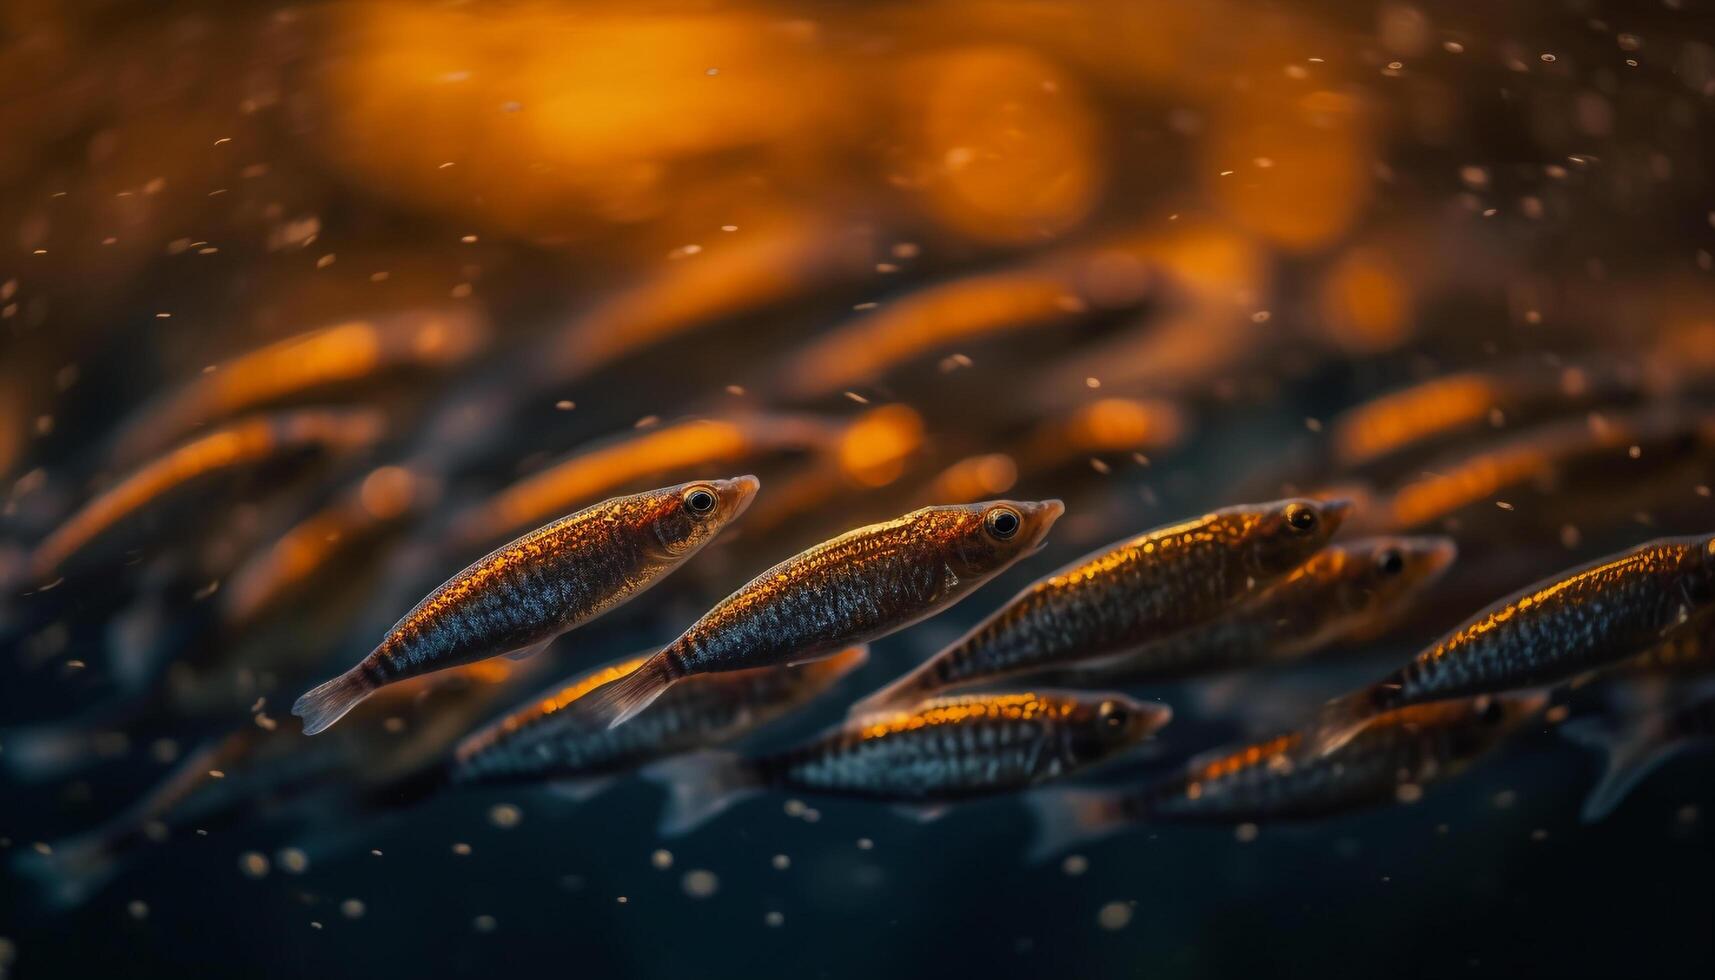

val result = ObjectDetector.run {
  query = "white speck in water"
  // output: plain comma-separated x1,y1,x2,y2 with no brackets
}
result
451,842,472,856
488,803,522,828
238,851,270,878
340,899,365,919
1061,855,1089,876
651,849,674,870
682,870,719,899
276,848,308,874
1097,901,1133,930
771,854,791,870
127,900,149,920
473,915,497,933
764,911,785,928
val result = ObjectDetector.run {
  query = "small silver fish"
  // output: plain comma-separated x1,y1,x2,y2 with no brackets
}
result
1027,694,1543,860
851,497,1351,713
572,498,1064,730
648,690,1171,834
292,477,759,735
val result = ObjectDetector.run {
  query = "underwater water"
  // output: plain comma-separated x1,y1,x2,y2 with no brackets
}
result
3,1,1714,977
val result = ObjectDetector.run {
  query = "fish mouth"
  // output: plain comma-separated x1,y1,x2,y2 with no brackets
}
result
1319,497,1354,533
722,474,762,518
1025,498,1065,549
1420,536,1459,574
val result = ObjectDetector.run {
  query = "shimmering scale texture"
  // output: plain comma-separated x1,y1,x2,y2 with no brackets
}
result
887,500,1343,700
454,651,862,783
759,693,1121,801
669,502,1054,675
1071,537,1452,682
365,479,753,685
1388,535,1715,706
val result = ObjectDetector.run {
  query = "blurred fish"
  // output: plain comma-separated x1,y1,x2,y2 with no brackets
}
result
1059,535,1456,685
1027,694,1542,859
222,465,435,626
1314,534,1715,754
851,497,1350,713
1563,682,1715,821
648,690,1170,834
106,309,487,467
26,408,387,581
572,498,1064,730
452,646,868,790
293,477,760,735
1363,410,1715,534
1329,362,1644,476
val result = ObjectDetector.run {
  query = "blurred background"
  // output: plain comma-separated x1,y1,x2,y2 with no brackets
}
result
2,0,1714,977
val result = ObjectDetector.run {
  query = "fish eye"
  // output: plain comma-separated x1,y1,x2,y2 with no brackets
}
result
1377,549,1405,575
1284,503,1318,532
1096,700,1130,728
985,506,1022,539
683,486,718,515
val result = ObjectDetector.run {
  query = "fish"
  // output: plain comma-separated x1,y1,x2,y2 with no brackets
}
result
1314,534,1715,755
647,690,1171,834
1562,683,1715,821
1026,694,1543,860
1057,535,1456,684
292,476,761,735
26,408,387,581
452,646,869,788
850,497,1351,714
572,498,1064,730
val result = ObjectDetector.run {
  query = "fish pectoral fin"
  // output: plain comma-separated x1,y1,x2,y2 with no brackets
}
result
503,638,555,662
546,776,615,803
890,802,951,824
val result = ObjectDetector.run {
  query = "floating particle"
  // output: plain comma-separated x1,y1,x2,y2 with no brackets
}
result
651,849,674,870
1396,783,1424,804
488,803,522,828
370,849,382,858
451,842,472,856
783,799,806,818
1304,417,1323,433
554,400,575,411
276,848,308,874
473,915,497,933
682,870,719,899
310,921,323,930
1061,855,1089,876
1097,901,1133,931
771,854,791,871
1529,829,1548,842
1560,525,1582,548
1235,823,1260,843
238,851,270,878
127,900,149,920
151,739,180,763
843,392,869,405
725,385,745,396
1495,501,1514,511
1085,377,1102,389
340,899,365,919
1677,805,1699,825
764,911,785,928
1493,789,1519,810
801,808,821,823
855,838,874,851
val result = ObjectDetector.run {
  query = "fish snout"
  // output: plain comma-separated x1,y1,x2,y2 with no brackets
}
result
720,474,762,518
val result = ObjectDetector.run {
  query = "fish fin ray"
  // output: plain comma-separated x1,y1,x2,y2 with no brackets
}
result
1562,713,1694,822
577,655,675,730
292,667,377,736
643,751,761,836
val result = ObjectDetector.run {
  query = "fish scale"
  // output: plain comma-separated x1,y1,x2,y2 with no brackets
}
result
853,498,1350,712
292,477,760,735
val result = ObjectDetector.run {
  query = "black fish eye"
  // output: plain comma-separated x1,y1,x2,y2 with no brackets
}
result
1097,700,1129,728
1378,549,1405,575
683,487,717,514
985,506,1022,539
1285,504,1318,532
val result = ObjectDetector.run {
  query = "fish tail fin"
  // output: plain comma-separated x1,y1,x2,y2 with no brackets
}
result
1022,789,1129,864
292,667,376,736
579,655,676,731
847,663,938,719
1307,687,1385,757
643,751,762,836
1561,713,1684,822
13,829,120,912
